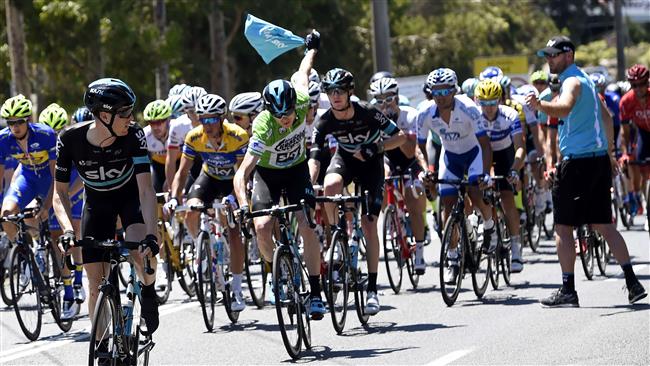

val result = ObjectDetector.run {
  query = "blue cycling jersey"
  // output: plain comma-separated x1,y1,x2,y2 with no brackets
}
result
0,123,57,177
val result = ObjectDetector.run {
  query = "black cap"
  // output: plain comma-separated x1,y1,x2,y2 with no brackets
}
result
537,36,575,57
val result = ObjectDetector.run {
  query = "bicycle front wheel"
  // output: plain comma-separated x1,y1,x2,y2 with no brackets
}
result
10,247,42,341
243,230,266,308
382,206,403,294
577,226,594,280
1,254,15,306
177,229,197,298
439,215,465,307
471,233,489,298
273,247,304,359
594,231,608,276
154,241,173,305
88,289,117,366
196,231,215,331
46,246,72,332
327,230,349,334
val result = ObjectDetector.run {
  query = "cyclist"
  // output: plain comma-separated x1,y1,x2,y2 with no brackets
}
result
416,68,495,280
0,94,57,244
39,103,86,319
167,94,185,120
165,86,207,194
143,99,173,192
619,64,650,229
461,77,479,100
532,70,552,154
368,76,428,274
308,67,407,315
53,78,160,339
545,75,562,166
229,92,264,135
233,30,328,320
168,83,191,98
167,93,249,312
529,36,646,306
72,106,94,124
475,79,526,272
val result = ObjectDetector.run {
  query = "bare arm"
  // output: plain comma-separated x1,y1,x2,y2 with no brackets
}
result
599,97,615,156
233,152,260,208
512,132,526,171
529,77,580,118
165,148,181,192
170,155,193,200
42,160,57,213
53,181,74,233
478,136,492,173
384,130,407,151
291,49,317,94
308,158,320,185
136,172,159,239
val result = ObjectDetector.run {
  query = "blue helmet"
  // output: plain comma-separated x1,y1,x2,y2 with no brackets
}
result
166,94,184,119
84,78,136,114
72,106,93,123
590,73,607,89
479,66,504,81
263,80,297,117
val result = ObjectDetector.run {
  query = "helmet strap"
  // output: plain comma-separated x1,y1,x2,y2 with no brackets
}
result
98,111,120,138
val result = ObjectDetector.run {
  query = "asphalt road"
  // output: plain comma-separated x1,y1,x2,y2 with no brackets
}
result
1,215,649,365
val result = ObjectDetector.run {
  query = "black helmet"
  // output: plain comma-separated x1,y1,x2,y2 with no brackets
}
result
370,70,393,84
321,68,354,92
84,78,136,114
262,79,297,117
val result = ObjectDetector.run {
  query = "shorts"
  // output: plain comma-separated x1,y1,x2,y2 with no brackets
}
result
252,161,315,212
439,146,483,197
326,152,384,216
49,186,83,231
187,171,234,205
385,155,423,177
3,173,51,210
80,178,145,264
552,154,611,226
635,128,650,162
151,161,166,193
492,145,515,192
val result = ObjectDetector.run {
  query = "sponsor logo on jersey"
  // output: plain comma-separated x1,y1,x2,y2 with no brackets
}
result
337,131,370,145
30,143,40,149
86,165,128,180
438,128,461,141
275,130,305,152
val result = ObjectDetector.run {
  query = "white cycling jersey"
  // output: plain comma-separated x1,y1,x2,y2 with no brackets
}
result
167,114,193,150
393,105,418,138
479,105,522,151
143,125,168,165
416,94,486,154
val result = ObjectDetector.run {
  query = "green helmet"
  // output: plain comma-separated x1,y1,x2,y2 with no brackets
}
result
1,94,33,119
143,99,172,121
39,103,69,131
530,70,549,84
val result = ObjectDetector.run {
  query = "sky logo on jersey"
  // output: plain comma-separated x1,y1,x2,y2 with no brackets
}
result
244,14,305,64
338,131,371,145
86,165,127,181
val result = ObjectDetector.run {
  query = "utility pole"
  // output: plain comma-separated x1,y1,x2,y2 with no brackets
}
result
371,0,391,73
614,0,626,81
154,0,169,99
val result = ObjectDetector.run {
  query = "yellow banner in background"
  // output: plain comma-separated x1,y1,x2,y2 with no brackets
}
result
473,55,529,76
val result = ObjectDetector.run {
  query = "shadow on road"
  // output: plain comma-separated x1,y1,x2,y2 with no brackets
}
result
513,281,563,290
593,303,650,317
338,321,464,337
458,293,539,307
211,319,280,334
288,345,416,363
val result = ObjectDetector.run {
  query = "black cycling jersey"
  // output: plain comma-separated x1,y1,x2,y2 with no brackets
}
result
55,121,151,194
310,101,399,160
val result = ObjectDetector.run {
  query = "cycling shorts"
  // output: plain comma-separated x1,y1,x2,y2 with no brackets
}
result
439,146,483,198
3,172,51,210
151,161,166,193
492,145,515,192
252,161,315,212
187,171,234,205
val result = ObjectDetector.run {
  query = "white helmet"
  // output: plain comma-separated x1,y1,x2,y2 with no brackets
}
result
308,81,321,105
180,86,207,110
196,94,227,116
426,68,458,89
368,77,399,97
479,66,504,81
229,92,264,115
309,69,320,83
168,83,191,98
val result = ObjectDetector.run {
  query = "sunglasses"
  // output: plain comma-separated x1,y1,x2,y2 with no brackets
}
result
478,99,499,106
7,118,28,127
148,119,167,126
325,88,348,96
271,108,295,119
375,95,397,105
231,113,247,122
430,88,455,97
115,106,133,118
533,80,548,85
199,116,223,125
631,81,648,88
545,51,566,59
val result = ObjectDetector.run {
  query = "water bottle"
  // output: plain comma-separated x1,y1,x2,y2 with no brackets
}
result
35,245,46,274
214,232,224,265
349,236,359,270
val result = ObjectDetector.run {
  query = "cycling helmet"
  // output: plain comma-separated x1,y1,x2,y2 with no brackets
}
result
309,69,320,84
626,64,649,82
196,94,227,116
461,78,479,97
1,94,33,119
606,83,621,95
618,80,631,94
72,106,93,123
368,77,399,97
321,68,354,91
370,71,393,84
479,66,504,81
307,82,321,105
38,103,68,131
589,73,607,89
499,75,512,90
229,92,264,115
143,99,172,121
549,74,561,92
180,86,207,110
263,79,297,117
426,68,458,88
168,83,191,97
166,94,184,119
475,79,502,100
84,78,136,114
530,70,549,84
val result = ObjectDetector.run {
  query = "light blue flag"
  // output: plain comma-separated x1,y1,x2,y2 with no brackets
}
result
244,14,305,64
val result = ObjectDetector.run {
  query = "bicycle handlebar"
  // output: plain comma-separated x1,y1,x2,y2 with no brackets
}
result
77,238,154,275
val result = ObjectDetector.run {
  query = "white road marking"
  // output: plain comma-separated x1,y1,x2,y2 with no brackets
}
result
426,349,474,366
604,264,649,282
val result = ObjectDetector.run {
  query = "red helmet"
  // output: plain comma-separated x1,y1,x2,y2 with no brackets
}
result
626,64,649,82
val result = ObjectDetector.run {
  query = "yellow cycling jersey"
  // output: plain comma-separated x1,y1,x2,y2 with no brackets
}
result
504,98,527,125
182,121,248,180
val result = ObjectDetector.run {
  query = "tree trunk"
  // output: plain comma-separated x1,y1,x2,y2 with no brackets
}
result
154,0,169,99
86,15,104,81
208,0,230,99
5,0,31,96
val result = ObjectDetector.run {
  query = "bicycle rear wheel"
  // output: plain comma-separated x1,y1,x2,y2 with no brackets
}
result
155,242,173,305
243,229,266,308
273,247,303,359
10,247,42,341
577,226,594,280
46,246,72,332
88,290,118,366
222,269,239,324
439,216,465,307
327,230,349,334
528,215,542,252
543,210,555,240
499,217,512,286
177,229,197,298
404,219,420,289
382,206,403,294
196,232,215,331
594,231,608,276
471,235,489,298
1,258,14,306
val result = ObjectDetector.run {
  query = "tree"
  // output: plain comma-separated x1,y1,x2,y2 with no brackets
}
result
5,0,31,96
